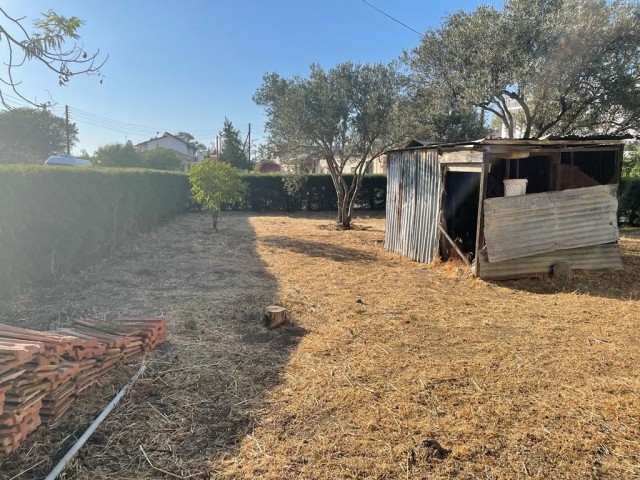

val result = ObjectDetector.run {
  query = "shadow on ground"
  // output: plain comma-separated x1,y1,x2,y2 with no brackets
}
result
0,212,305,479
262,235,376,263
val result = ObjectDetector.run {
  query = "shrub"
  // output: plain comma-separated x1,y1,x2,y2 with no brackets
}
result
619,177,640,226
0,165,189,298
94,142,144,168
188,160,246,231
142,148,182,171
255,160,282,173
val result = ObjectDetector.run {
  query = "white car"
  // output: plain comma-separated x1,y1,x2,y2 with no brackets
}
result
44,155,92,167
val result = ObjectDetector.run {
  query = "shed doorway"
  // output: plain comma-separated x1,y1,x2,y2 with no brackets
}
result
440,169,481,262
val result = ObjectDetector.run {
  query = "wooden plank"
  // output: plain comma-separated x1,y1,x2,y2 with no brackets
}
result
0,369,26,385
440,150,484,164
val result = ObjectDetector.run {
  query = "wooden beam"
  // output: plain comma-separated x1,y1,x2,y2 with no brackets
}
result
474,160,488,277
438,224,471,266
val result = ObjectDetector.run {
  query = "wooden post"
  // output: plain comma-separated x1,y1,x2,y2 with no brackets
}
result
263,306,288,329
474,159,488,277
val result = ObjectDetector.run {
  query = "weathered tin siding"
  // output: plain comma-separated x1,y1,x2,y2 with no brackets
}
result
385,149,441,263
483,184,619,262
478,243,623,280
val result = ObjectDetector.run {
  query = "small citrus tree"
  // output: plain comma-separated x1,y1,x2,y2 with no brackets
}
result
188,160,246,232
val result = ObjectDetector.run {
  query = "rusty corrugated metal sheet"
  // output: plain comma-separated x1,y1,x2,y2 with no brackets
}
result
483,185,619,263
478,243,623,280
385,149,441,263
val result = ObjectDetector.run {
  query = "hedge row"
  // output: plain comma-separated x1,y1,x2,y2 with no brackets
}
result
0,166,189,298
619,177,640,226
235,173,387,211
230,173,640,225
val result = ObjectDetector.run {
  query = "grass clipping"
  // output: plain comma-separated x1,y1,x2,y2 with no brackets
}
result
0,212,637,480
215,214,640,479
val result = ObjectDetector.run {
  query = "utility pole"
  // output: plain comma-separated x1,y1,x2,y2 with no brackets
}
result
243,123,252,162
65,105,70,155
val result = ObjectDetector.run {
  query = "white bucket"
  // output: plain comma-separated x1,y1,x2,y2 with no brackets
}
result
503,179,528,197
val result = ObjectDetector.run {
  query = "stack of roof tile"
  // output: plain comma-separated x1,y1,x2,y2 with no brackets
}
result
0,317,167,457
0,326,78,456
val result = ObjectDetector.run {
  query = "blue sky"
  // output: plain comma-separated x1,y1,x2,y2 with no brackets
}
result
1,0,492,155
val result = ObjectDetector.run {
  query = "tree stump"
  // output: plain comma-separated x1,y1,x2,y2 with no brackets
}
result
263,305,288,329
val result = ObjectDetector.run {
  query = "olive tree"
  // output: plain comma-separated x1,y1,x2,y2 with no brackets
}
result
408,0,640,138
254,62,407,228
188,160,246,232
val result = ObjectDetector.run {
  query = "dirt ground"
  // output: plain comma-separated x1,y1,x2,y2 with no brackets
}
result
0,212,638,480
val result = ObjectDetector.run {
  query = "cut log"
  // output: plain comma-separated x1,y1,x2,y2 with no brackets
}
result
263,306,288,329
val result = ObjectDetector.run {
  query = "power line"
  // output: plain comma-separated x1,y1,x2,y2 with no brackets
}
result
70,107,216,136
360,0,423,37
67,107,218,140
68,116,153,137
0,95,252,145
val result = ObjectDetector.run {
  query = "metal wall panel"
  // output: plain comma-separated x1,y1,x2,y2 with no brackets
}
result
385,150,441,263
483,185,619,262
478,243,623,280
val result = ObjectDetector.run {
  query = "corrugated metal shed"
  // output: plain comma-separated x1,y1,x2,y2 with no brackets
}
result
483,185,619,262
384,137,625,280
477,243,623,280
385,149,441,263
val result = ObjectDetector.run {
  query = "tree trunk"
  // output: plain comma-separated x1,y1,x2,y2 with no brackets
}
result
211,212,218,232
337,190,352,228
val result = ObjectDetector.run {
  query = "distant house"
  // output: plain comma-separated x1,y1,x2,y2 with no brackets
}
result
135,132,199,170
273,155,388,175
312,156,388,175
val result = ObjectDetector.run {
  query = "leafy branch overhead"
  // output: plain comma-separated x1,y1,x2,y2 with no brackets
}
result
0,7,107,108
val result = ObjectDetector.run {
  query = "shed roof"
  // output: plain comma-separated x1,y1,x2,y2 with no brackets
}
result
389,135,629,154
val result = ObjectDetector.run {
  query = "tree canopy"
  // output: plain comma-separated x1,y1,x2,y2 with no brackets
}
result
0,108,77,164
0,7,106,108
175,131,208,156
93,142,143,168
623,146,640,178
408,0,640,138
217,119,251,170
254,62,407,227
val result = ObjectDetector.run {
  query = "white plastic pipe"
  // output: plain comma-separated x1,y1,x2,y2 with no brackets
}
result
44,363,147,480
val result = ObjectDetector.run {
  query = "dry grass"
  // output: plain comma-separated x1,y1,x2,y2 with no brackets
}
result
214,213,640,480
0,212,638,479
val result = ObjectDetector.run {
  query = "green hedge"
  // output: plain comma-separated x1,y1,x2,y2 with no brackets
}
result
0,166,189,298
619,177,640,226
236,173,387,212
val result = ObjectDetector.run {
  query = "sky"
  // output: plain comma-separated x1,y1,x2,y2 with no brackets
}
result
0,0,493,156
